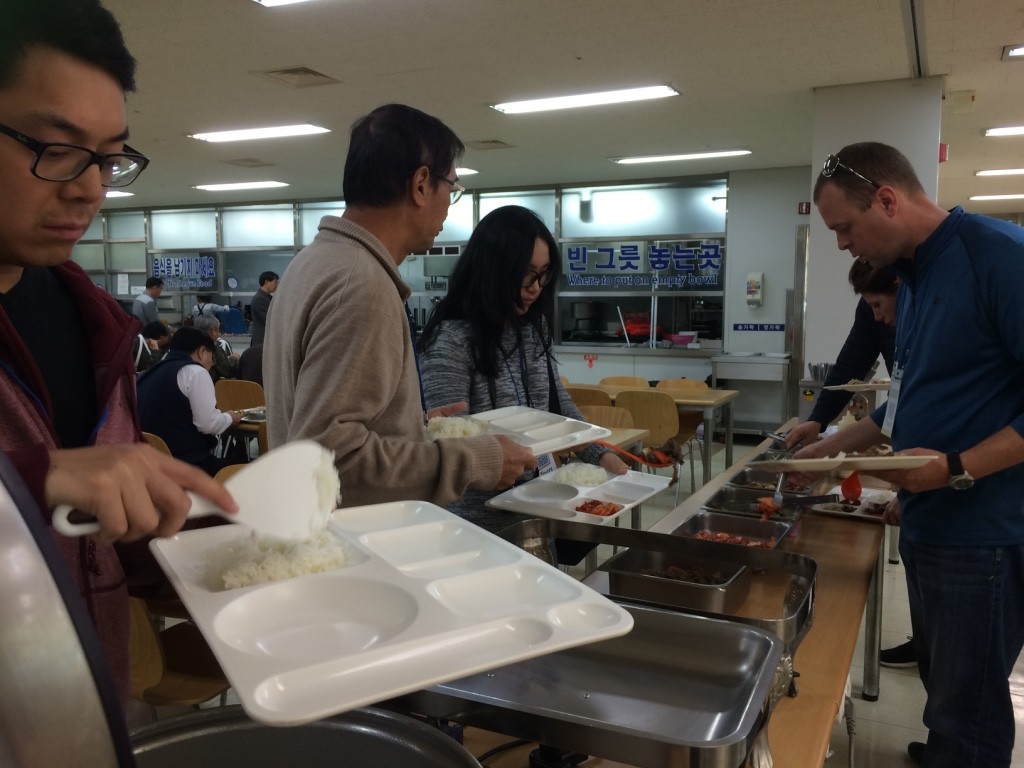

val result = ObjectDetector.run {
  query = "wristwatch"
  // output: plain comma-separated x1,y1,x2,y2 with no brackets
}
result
946,452,975,490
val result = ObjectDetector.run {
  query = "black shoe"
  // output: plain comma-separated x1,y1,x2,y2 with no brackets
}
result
880,638,917,668
908,741,925,764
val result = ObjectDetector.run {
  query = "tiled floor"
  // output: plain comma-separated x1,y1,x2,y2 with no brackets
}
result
130,435,1024,766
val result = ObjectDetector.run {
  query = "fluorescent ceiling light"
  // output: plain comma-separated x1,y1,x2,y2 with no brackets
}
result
968,193,1024,201
252,0,317,7
189,124,329,142
492,85,678,114
194,181,289,191
984,126,1024,137
104,190,134,198
976,168,1024,176
456,167,478,176
611,150,751,165
1001,44,1024,61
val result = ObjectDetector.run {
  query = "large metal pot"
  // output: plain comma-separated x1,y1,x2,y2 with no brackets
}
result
132,706,481,768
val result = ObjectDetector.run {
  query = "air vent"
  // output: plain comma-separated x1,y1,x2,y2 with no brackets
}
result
257,66,340,88
466,139,513,151
221,157,275,168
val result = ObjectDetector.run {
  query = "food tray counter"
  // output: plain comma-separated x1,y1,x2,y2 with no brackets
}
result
650,423,886,768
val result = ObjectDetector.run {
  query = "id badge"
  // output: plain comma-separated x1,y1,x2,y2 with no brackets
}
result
880,367,903,438
536,452,557,476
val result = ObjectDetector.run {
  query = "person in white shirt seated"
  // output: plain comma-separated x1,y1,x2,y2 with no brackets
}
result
137,327,242,475
190,293,228,320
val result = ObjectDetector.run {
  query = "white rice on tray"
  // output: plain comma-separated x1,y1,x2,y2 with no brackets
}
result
209,530,350,590
426,415,488,439
553,463,608,486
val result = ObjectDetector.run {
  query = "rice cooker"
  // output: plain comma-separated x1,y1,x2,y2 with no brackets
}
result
0,452,481,768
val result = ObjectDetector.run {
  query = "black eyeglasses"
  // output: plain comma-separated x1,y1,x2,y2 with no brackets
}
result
0,122,150,187
822,154,879,189
522,269,555,289
428,171,466,205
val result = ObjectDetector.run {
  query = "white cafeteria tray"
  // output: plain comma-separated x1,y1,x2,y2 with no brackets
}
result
749,453,936,473
486,468,671,525
149,501,633,726
471,405,611,456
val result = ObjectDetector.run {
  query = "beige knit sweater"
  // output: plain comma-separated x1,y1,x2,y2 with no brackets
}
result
265,216,503,507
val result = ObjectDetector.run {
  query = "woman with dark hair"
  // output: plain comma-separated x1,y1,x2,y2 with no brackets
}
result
419,205,628,531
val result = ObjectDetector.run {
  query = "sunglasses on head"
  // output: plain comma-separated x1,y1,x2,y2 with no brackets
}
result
822,154,880,189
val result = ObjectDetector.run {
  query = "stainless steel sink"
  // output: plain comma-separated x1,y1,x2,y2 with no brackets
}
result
387,603,783,768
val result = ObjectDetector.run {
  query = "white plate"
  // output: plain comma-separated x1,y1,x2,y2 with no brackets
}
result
487,469,671,525
823,381,891,392
470,405,611,456
149,501,632,726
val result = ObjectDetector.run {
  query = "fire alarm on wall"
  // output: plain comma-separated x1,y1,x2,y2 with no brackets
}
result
798,202,811,215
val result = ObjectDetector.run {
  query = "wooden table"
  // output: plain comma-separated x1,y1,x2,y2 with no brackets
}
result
599,427,649,452
570,384,739,484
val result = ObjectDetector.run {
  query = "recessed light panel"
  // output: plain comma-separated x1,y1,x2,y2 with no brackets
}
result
194,181,289,191
492,85,678,114
189,124,329,142
611,150,751,165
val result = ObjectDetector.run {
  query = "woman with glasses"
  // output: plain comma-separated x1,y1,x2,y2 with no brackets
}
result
419,205,628,532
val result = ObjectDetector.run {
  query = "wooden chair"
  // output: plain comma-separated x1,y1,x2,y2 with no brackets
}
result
214,379,265,460
577,405,635,430
214,463,246,483
654,379,706,485
128,597,230,717
559,375,570,386
142,431,172,456
615,389,694,499
565,385,613,408
599,375,650,388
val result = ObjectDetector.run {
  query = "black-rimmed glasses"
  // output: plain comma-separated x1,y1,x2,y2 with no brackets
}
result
822,154,879,189
0,123,150,187
522,269,555,289
429,171,466,205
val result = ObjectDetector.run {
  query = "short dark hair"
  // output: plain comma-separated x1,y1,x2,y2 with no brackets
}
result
141,321,169,340
168,326,214,354
0,0,136,91
342,104,465,207
813,142,925,210
145,277,164,289
258,271,279,286
419,206,561,378
848,261,898,295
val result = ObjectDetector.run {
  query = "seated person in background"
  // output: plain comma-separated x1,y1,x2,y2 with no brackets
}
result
131,320,169,373
418,205,629,532
190,293,228,320
137,327,242,476
193,314,238,382
237,343,264,387
785,261,897,449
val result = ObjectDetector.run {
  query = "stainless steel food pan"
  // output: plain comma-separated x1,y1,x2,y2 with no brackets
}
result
386,603,783,768
702,486,801,521
601,547,750,613
671,510,792,548
726,467,815,496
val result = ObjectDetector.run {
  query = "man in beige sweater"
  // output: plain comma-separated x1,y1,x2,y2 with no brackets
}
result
265,104,535,508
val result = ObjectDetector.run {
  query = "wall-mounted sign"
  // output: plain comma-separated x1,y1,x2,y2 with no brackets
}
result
733,323,786,331
152,255,215,290
562,238,724,292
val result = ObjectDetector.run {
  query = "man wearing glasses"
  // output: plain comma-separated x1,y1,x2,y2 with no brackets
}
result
0,0,234,705
266,103,536,510
800,142,1024,766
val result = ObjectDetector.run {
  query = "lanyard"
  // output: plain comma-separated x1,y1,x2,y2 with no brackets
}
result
404,303,426,412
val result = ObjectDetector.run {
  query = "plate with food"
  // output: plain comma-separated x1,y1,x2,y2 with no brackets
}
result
427,406,610,456
150,500,633,726
240,406,267,422
488,465,671,525
807,486,895,523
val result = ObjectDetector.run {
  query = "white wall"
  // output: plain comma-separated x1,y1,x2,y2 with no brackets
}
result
806,77,942,365
725,166,813,353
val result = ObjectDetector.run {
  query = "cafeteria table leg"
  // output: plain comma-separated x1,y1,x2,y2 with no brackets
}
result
701,411,714,485
862,544,883,701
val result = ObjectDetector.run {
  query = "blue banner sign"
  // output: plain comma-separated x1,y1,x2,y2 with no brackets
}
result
562,239,723,292
152,255,216,290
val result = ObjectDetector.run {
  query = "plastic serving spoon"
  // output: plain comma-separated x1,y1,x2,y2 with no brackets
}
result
53,440,340,540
